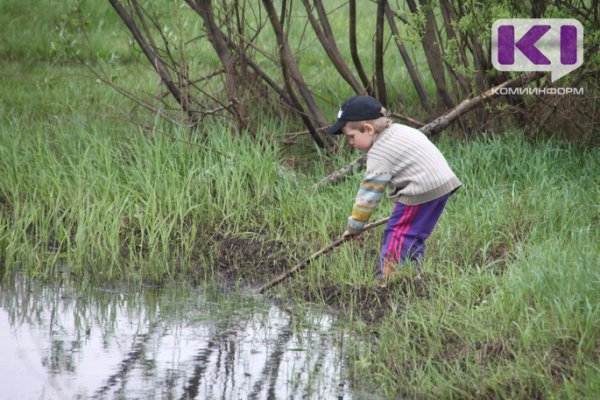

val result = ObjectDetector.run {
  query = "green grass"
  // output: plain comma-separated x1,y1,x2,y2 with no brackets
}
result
346,235,599,398
0,0,135,63
1,0,599,398
0,0,434,119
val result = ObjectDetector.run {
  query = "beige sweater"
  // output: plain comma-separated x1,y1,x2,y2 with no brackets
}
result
347,123,462,234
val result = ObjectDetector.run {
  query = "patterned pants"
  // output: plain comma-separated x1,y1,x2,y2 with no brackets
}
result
378,192,453,279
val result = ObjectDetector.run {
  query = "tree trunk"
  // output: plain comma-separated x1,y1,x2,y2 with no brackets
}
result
375,0,387,105
261,0,329,148
186,0,247,131
301,0,365,94
349,0,372,92
438,0,471,97
109,0,199,125
407,0,454,109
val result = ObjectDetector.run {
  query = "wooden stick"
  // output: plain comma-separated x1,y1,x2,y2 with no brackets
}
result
254,217,390,294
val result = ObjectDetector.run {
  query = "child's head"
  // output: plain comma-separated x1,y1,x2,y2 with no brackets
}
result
325,96,392,152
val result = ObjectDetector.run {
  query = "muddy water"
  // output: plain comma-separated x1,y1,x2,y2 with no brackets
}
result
0,277,368,400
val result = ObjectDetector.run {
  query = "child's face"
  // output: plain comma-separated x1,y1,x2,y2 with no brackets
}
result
342,123,375,152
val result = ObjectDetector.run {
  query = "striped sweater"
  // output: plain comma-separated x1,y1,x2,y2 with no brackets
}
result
347,123,462,234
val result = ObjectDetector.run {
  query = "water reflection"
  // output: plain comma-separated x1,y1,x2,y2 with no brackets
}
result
0,277,355,399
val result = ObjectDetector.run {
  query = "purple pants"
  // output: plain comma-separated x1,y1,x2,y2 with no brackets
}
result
378,192,452,279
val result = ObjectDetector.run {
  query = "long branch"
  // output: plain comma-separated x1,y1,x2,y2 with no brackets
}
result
304,0,365,93
374,0,387,104
349,0,371,91
256,217,390,293
261,0,329,149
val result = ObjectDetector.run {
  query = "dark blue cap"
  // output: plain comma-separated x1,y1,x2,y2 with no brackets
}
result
325,96,384,135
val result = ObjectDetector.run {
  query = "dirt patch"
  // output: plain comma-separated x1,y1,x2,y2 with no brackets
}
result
546,338,578,385
485,220,530,273
216,235,292,283
214,234,433,323
437,331,469,362
473,377,546,400
478,339,514,362
300,273,434,323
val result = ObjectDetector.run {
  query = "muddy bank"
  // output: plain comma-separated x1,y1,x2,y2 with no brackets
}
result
214,222,522,323
216,234,292,283
214,232,439,322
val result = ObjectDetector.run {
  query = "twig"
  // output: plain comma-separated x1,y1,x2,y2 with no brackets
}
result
390,112,425,127
254,217,390,294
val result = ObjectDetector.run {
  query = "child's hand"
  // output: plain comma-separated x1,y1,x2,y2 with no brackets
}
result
342,230,355,239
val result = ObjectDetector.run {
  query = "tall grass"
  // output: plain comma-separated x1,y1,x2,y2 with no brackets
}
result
6,78,595,397
0,62,351,282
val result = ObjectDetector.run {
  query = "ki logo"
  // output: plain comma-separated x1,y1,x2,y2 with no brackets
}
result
492,19,584,82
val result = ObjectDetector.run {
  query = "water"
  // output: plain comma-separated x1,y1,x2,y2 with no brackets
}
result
0,277,359,400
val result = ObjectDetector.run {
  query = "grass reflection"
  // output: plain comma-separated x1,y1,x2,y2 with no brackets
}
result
0,276,356,399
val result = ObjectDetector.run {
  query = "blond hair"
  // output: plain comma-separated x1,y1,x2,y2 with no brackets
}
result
345,107,392,134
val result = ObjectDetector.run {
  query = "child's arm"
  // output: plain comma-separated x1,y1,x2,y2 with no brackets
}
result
346,171,392,235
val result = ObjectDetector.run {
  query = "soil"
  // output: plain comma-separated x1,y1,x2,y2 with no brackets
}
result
299,273,434,322
216,235,292,283
214,233,420,321
217,231,437,321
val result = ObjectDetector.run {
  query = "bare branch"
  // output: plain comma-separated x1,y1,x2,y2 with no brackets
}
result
349,0,372,91
384,0,432,114
261,0,330,149
300,0,365,93
109,0,199,125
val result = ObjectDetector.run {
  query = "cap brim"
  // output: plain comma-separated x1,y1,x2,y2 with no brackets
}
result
324,119,346,135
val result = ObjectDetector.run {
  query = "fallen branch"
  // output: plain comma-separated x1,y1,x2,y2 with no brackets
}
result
254,217,390,294
391,112,425,127
316,71,543,187
420,71,541,136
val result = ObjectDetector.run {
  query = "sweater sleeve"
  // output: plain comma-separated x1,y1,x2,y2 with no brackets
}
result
346,169,392,234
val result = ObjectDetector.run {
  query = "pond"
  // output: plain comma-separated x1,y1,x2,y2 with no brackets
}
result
0,277,373,399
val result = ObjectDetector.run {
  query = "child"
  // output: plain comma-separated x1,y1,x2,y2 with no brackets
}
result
325,96,461,280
